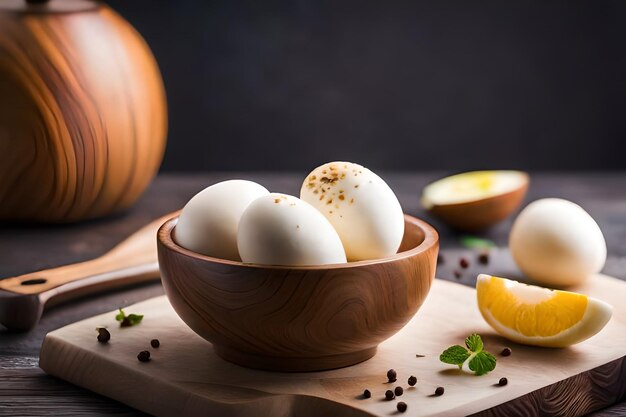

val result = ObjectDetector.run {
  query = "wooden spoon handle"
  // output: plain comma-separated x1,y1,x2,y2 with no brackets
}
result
0,211,180,296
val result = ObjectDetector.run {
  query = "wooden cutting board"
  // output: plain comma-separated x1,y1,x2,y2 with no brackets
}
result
39,275,626,417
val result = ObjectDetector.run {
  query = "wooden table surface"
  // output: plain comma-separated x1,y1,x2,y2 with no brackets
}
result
1,172,625,416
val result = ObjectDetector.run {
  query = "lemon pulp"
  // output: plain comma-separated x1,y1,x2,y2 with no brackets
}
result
477,275,587,337
476,274,612,347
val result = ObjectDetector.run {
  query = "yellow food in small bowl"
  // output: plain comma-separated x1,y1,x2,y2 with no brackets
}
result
421,170,529,231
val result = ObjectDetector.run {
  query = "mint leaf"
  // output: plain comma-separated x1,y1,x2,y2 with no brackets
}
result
127,314,144,325
115,308,125,322
439,345,471,369
440,333,496,375
115,308,143,327
465,333,483,353
468,351,497,376
460,236,495,249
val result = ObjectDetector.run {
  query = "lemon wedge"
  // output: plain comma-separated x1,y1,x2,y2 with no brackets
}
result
476,274,612,347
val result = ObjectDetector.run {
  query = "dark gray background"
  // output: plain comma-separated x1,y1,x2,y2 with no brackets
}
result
105,0,626,172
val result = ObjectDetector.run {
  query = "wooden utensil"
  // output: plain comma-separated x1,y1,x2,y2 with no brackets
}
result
157,214,439,371
0,211,178,330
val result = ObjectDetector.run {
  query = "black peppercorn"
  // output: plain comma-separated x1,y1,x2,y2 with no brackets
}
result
453,270,462,279
397,402,407,413
394,386,403,396
408,375,417,386
459,257,469,269
137,350,150,362
363,389,371,399
501,347,511,357
151,339,160,348
435,386,445,396
478,252,489,265
96,328,110,344
121,317,132,327
387,369,397,382
385,390,395,400
499,377,508,386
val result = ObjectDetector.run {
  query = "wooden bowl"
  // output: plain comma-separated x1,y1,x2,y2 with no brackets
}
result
157,214,438,372
422,171,529,231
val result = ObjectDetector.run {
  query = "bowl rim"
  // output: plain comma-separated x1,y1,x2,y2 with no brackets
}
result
157,213,438,271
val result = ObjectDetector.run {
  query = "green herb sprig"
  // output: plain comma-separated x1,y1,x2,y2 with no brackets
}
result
115,308,143,327
460,236,495,249
440,333,496,376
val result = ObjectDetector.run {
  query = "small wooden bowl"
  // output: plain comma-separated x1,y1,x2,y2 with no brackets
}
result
157,214,438,372
427,187,528,231
423,172,529,231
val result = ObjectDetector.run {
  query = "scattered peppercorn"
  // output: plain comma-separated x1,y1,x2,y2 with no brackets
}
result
498,377,508,386
437,254,445,265
478,252,490,265
96,328,110,344
387,369,397,383
501,347,511,357
137,350,150,362
408,375,417,386
385,390,395,400
120,317,132,327
151,339,160,348
453,270,462,279
397,402,407,413
435,386,445,396
459,258,469,269
394,386,404,396
363,389,371,399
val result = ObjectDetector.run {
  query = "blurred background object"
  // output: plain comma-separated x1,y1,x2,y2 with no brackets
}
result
0,0,167,222
106,0,626,172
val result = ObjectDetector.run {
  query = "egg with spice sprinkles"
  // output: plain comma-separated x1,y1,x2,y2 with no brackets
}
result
300,162,404,261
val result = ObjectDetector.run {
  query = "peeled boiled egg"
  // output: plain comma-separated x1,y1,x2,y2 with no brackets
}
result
175,180,269,261
299,162,404,261
237,193,347,266
509,198,607,287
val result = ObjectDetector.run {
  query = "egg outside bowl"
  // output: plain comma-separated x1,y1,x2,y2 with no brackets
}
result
157,214,439,372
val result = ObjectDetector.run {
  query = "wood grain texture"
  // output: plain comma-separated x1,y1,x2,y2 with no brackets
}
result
38,275,626,417
3,172,626,416
0,211,177,330
471,357,626,417
0,211,177,296
0,366,146,417
157,214,439,371
427,175,529,231
0,1,167,222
